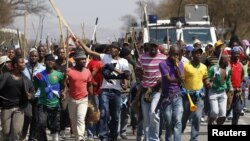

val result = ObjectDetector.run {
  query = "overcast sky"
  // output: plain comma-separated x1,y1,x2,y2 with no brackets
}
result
12,0,159,43
57,0,138,29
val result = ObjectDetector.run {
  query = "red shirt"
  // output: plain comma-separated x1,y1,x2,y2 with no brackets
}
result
87,58,103,95
68,67,92,100
230,60,243,88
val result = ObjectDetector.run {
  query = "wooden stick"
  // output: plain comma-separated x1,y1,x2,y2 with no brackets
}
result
81,22,85,40
221,17,225,40
39,16,45,45
17,29,22,55
49,0,75,37
32,22,39,47
58,16,65,50
23,12,27,57
66,29,69,70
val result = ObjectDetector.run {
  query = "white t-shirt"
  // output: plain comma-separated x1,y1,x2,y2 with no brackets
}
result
100,54,129,91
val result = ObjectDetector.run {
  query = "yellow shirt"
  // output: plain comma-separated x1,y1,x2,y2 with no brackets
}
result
184,62,208,91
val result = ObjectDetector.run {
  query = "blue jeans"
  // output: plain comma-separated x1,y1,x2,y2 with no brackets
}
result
141,92,160,141
163,95,183,141
119,94,129,136
99,89,122,140
241,77,248,110
159,111,165,138
182,94,203,141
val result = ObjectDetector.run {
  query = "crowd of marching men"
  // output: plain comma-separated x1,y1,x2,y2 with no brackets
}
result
0,35,250,141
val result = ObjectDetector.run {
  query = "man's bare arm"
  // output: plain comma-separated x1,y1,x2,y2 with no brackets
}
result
76,38,101,59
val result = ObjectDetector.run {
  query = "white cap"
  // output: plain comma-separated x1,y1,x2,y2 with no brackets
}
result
29,48,37,53
207,42,213,47
0,56,10,65
193,39,201,45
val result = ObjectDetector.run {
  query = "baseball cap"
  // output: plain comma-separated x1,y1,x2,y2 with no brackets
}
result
185,45,194,52
242,40,250,46
44,54,55,61
110,42,121,50
119,47,131,58
149,39,160,47
214,40,224,48
192,48,203,54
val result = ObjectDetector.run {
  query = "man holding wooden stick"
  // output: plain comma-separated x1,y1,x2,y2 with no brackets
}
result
76,38,129,141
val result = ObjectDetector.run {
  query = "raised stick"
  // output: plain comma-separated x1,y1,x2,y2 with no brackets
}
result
49,0,75,37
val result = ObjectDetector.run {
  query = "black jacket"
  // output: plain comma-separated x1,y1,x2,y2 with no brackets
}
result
0,72,35,108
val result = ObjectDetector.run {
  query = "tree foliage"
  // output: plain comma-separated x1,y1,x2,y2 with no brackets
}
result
0,0,48,27
155,0,250,39
0,0,13,27
8,0,48,17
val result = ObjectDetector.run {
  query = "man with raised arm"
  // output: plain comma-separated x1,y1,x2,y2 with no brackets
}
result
77,39,129,141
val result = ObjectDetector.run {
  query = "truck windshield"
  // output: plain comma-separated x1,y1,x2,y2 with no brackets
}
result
149,28,177,44
183,29,212,44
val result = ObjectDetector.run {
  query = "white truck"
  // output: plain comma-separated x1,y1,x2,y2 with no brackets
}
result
144,4,218,49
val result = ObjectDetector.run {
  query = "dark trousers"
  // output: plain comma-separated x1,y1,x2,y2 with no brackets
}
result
22,102,32,140
226,90,242,125
60,107,70,131
130,108,137,131
182,95,204,141
36,105,60,141
28,99,39,141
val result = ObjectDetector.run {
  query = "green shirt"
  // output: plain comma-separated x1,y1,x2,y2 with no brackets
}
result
243,62,248,78
34,70,64,108
208,65,232,92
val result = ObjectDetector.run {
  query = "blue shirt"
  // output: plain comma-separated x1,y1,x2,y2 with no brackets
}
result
159,58,184,99
23,62,45,97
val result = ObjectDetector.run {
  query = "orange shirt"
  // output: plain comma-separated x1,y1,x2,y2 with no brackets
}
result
68,67,92,100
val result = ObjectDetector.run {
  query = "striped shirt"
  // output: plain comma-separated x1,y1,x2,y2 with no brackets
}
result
137,53,166,87
205,54,219,68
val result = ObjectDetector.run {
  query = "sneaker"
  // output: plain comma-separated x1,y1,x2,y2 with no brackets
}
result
136,136,144,141
200,117,205,122
132,129,136,135
52,133,59,141
120,134,128,139
60,130,66,138
245,109,250,113
240,110,245,116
